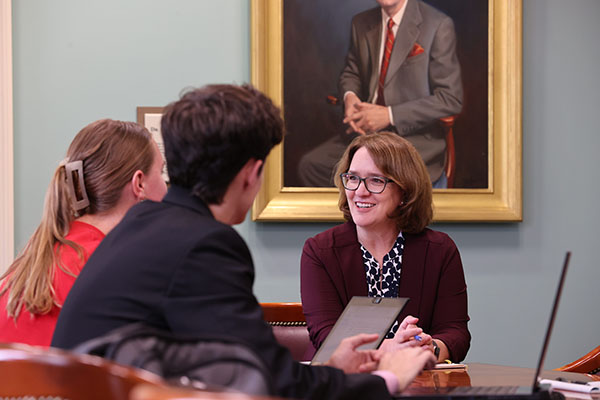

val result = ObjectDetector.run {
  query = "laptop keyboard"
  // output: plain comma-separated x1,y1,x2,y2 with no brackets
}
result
395,387,566,400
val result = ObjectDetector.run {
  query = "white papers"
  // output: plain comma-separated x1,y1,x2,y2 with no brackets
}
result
540,379,600,393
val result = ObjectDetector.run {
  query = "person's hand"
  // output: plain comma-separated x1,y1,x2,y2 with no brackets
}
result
343,93,366,135
399,315,433,348
343,102,391,134
377,346,437,392
396,315,442,359
325,333,380,374
399,315,419,331
378,325,428,354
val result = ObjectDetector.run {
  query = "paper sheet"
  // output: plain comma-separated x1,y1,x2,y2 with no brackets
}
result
540,379,600,393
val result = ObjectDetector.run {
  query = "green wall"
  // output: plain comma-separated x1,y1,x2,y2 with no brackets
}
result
12,0,600,368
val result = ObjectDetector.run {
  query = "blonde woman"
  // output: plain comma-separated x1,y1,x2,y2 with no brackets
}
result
0,119,167,346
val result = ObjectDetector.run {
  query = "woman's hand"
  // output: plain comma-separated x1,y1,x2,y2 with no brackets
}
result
398,315,450,361
378,315,432,354
399,315,419,331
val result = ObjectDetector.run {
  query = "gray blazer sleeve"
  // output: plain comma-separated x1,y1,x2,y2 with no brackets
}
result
390,15,463,134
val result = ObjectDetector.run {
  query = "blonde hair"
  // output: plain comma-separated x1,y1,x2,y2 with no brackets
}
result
334,132,433,233
0,119,155,319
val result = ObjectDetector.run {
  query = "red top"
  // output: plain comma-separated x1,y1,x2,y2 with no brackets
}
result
0,221,104,347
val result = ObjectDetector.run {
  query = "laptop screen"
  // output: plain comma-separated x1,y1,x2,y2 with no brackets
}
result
530,251,571,391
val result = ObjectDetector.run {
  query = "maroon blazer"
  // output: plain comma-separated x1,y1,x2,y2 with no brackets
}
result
300,222,470,362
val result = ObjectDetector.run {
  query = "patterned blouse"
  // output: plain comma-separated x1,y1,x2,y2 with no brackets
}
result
360,232,405,338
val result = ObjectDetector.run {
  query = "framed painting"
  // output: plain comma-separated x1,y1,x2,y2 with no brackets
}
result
137,106,169,182
250,0,522,222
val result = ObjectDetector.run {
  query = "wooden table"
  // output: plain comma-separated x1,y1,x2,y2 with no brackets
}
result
405,363,600,399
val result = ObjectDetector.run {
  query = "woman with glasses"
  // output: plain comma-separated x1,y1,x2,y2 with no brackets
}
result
301,132,470,363
0,119,168,346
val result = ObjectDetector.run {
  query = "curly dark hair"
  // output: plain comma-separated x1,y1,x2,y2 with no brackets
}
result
161,84,283,204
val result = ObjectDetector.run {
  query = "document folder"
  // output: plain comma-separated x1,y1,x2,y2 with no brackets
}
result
311,296,409,364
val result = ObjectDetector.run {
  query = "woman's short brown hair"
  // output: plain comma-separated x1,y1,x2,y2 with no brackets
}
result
334,132,433,233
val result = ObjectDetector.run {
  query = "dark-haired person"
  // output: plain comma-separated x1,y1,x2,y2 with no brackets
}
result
301,132,470,362
51,85,435,399
0,119,167,346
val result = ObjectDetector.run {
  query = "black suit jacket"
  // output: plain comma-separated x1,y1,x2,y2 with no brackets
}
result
52,186,390,399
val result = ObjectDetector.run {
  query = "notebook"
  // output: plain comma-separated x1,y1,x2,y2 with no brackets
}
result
395,252,572,400
311,296,409,365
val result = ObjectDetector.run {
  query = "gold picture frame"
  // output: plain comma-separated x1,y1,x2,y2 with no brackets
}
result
250,0,522,222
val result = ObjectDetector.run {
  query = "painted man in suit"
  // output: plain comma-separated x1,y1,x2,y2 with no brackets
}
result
52,84,435,399
299,0,462,188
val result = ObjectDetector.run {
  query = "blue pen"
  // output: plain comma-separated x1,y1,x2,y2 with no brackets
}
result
414,335,422,341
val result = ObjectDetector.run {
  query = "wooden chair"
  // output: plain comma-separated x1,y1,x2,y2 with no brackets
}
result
0,342,165,400
130,383,282,400
555,345,600,375
260,302,311,362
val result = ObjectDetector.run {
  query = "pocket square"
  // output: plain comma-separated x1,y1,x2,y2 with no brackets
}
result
408,42,425,57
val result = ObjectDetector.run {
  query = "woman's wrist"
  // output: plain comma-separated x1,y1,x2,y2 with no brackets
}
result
432,338,451,362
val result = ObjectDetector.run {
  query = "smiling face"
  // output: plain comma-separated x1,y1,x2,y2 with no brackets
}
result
346,146,403,234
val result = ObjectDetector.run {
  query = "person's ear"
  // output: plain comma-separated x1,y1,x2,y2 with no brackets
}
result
131,170,146,201
243,159,264,189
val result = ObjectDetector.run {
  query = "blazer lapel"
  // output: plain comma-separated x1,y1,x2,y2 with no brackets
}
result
399,232,426,315
332,223,368,301
385,0,422,86
365,10,383,102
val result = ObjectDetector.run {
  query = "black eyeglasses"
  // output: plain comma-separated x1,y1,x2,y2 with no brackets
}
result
340,173,393,194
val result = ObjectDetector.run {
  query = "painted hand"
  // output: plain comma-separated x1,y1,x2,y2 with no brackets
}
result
343,93,366,135
344,102,391,134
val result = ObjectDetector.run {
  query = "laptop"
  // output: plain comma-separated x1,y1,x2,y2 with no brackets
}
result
311,296,409,365
395,252,572,400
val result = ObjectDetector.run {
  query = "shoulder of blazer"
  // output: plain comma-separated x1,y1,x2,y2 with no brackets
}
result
404,228,454,247
307,222,358,250
352,6,381,28
414,0,452,25
162,185,213,217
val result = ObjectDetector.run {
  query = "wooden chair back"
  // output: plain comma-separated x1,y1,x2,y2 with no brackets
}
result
555,345,600,375
131,383,282,400
0,342,165,400
260,302,311,362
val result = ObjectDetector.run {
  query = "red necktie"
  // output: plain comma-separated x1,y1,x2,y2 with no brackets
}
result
376,18,395,106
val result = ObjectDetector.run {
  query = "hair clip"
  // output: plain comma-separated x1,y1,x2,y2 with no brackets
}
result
64,160,90,211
